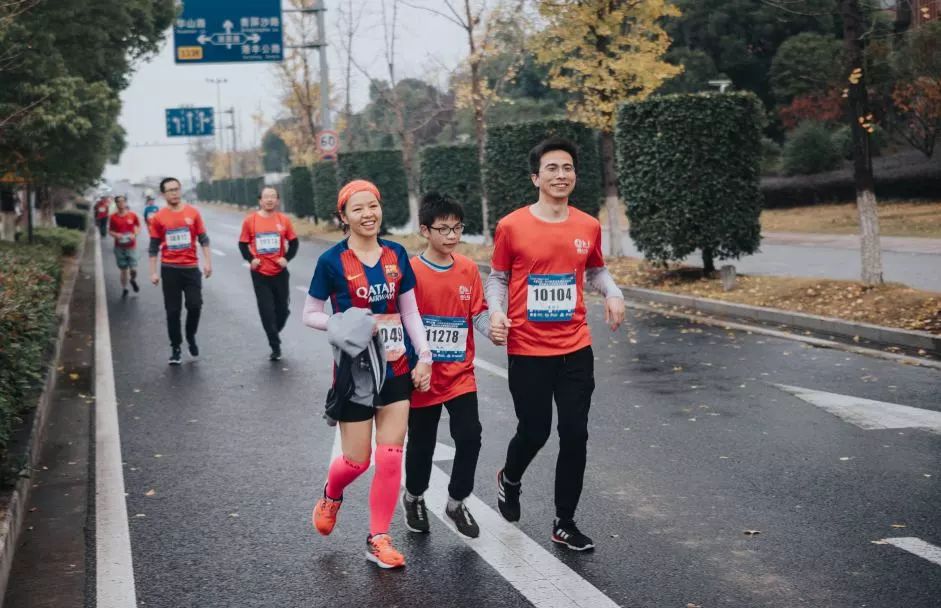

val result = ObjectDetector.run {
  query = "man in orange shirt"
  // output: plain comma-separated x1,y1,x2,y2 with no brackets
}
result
107,195,141,298
148,177,213,365
401,193,507,539
238,186,299,361
486,137,625,551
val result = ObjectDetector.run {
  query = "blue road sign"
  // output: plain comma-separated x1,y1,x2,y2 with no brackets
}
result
174,0,283,64
166,107,215,137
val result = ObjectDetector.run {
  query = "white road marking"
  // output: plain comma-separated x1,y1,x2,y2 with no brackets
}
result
881,537,941,567
211,248,226,257
94,234,139,607
296,286,308,293
220,222,240,231
474,357,508,379
775,384,941,434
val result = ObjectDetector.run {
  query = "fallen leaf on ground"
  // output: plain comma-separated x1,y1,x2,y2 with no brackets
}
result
144,489,156,497
890,523,907,528
68,373,79,381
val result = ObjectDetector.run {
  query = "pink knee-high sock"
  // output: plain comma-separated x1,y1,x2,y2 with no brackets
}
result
325,454,369,500
369,445,403,536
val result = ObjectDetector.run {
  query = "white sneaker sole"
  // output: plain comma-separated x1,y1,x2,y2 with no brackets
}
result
365,550,405,569
400,496,429,533
551,535,595,551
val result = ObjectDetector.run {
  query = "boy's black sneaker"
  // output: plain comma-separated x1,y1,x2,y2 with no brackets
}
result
401,493,429,533
496,469,521,522
445,501,480,538
551,519,595,551
168,347,182,366
187,340,199,357
121,288,129,299
269,348,282,361
129,277,139,292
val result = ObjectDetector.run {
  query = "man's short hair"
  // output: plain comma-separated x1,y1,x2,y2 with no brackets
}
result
419,192,464,228
528,137,579,175
159,177,180,193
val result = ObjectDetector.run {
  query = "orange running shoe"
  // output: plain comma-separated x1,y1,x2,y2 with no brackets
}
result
366,533,405,569
312,486,343,536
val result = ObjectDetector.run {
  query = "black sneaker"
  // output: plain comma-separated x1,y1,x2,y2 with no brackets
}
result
496,469,521,522
187,340,199,357
445,500,480,538
269,348,282,361
168,347,182,365
551,519,595,551
401,493,429,533
129,277,139,292
121,288,128,299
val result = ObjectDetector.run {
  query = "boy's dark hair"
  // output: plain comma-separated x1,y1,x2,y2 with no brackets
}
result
159,177,180,193
528,137,579,175
258,185,279,199
419,192,464,228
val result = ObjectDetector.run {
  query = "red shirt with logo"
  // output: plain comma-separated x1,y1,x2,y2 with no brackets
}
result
109,212,141,249
410,253,486,407
148,205,207,267
490,205,605,356
239,211,297,276
95,200,110,220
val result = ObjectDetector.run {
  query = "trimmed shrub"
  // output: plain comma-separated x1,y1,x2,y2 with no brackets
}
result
761,137,782,176
616,92,764,271
287,166,316,219
30,227,83,256
781,121,843,175
0,241,62,457
54,210,88,231
484,120,603,228
196,181,212,201
832,124,888,160
419,145,482,235
311,161,339,222
337,150,410,229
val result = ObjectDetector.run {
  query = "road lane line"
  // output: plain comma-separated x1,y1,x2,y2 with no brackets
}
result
94,234,138,607
881,537,941,567
474,357,508,379
296,286,308,293
211,248,227,257
220,222,240,231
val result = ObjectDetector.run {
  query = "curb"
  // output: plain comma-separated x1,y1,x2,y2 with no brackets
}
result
0,228,88,602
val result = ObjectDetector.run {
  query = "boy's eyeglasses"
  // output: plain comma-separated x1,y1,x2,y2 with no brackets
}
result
430,223,465,236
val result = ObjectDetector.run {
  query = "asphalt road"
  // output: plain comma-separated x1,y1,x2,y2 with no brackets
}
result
96,203,940,608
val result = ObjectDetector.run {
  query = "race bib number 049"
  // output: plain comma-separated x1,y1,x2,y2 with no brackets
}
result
423,315,468,362
166,227,192,251
254,232,280,255
375,313,405,362
527,273,576,322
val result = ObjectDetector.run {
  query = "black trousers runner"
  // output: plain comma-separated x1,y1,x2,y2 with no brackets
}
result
504,345,594,522
405,392,482,501
97,217,108,237
250,269,290,349
161,266,202,348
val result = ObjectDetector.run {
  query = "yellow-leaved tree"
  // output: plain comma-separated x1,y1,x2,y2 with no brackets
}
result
531,0,681,256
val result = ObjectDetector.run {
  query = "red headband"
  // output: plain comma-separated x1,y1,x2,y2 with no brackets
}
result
337,179,380,213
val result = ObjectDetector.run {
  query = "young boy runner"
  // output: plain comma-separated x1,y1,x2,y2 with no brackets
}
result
143,193,160,225
401,193,508,539
95,196,111,237
238,186,299,361
108,195,141,298
148,177,213,365
486,137,625,551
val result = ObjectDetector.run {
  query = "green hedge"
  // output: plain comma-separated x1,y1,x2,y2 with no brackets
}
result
311,161,339,222
286,166,315,219
484,120,603,229
0,241,62,460
419,145,482,235
30,227,83,256
195,178,265,207
616,92,764,270
54,210,88,231
337,150,410,229
781,121,842,176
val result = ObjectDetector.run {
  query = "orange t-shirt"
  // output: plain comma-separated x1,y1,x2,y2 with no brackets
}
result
490,205,605,356
148,205,207,267
108,212,140,249
239,211,297,276
410,253,486,407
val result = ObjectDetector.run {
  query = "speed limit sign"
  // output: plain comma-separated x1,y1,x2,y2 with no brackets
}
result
317,130,339,156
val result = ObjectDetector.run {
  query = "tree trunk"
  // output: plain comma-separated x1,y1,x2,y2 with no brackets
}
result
702,247,716,275
599,131,623,257
841,0,883,286
0,185,16,241
400,129,420,231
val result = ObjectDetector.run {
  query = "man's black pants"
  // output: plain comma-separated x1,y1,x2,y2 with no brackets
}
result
161,266,202,348
250,269,290,349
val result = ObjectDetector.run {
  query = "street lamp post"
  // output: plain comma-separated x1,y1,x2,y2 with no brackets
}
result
205,77,228,169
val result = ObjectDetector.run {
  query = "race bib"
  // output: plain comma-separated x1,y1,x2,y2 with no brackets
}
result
527,273,576,322
254,231,280,255
166,227,192,251
423,315,468,362
375,313,405,362
117,233,132,244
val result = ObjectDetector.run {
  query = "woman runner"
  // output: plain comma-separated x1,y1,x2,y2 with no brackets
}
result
302,179,432,569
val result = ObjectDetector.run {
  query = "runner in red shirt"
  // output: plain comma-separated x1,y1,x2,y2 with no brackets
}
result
95,196,111,237
401,193,507,539
148,177,213,365
107,195,141,298
486,137,625,551
238,186,299,361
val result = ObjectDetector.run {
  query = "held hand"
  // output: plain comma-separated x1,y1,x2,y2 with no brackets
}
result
276,257,288,268
150,273,160,286
605,297,625,331
411,362,432,392
489,311,512,346
490,323,508,346
203,264,213,279
250,258,261,270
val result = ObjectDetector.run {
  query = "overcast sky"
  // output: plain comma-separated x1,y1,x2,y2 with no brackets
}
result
104,1,469,187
